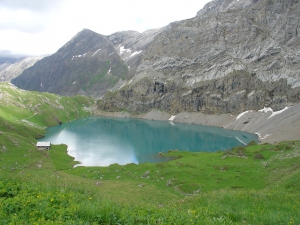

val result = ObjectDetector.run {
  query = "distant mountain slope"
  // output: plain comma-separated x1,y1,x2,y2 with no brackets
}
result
0,56,23,65
0,63,11,73
0,56,42,82
11,29,130,97
11,27,163,98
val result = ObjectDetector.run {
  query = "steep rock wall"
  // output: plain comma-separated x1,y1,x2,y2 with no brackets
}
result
98,0,300,114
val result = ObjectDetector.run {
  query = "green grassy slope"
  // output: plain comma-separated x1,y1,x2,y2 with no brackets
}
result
0,82,93,173
1,83,300,224
1,140,300,224
0,83,93,128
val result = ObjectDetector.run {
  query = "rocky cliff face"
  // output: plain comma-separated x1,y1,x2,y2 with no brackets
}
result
107,28,162,79
98,0,300,114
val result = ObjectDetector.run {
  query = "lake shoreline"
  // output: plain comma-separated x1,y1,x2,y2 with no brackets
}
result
94,103,300,144
40,116,256,166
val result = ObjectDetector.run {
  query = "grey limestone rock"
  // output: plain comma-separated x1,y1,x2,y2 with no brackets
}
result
99,0,300,114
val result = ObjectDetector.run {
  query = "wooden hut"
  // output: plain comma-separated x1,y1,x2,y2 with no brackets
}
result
36,142,51,150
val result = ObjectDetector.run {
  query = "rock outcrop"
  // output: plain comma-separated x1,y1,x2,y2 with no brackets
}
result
99,0,300,114
107,28,162,79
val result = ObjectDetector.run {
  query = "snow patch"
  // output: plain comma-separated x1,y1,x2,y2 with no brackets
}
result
130,50,142,57
107,68,111,74
118,79,134,90
258,107,289,119
119,46,131,55
118,82,126,90
72,53,87,60
255,132,272,140
73,81,76,84
269,106,289,118
258,107,273,113
169,115,176,121
236,110,252,120
92,49,101,57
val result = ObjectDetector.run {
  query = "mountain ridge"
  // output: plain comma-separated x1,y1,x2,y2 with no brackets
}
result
98,0,300,114
11,0,300,115
12,29,129,97
0,56,42,82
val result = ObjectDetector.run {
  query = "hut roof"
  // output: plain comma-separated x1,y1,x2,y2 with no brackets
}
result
36,142,51,147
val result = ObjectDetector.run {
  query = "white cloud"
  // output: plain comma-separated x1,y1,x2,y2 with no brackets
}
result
0,0,210,56
0,0,62,12
0,8,46,33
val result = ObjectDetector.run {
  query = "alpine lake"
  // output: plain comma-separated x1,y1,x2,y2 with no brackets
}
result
39,116,258,167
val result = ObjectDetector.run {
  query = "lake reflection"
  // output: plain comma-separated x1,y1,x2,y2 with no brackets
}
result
39,117,258,166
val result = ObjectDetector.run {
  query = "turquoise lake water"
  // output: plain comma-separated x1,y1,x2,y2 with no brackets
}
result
39,116,258,166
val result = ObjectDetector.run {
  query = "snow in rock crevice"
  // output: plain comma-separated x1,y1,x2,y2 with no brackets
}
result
72,53,87,60
130,50,142,57
119,46,131,55
92,49,101,57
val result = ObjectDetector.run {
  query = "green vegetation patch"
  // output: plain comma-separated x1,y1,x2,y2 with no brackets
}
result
1,134,300,224
49,144,79,170
83,61,110,90
1,83,300,224
111,63,128,79
0,82,93,128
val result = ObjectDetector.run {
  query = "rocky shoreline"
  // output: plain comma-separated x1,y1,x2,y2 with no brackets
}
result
94,103,300,144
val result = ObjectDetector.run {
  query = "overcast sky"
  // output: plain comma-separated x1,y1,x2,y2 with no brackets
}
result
0,0,211,57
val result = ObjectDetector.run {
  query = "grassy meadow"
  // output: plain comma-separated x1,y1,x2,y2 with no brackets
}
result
1,82,300,224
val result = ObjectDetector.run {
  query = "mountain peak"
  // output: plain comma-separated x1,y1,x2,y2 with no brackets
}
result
70,28,103,41
79,28,99,35
196,0,258,17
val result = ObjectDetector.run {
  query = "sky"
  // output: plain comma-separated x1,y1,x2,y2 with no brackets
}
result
0,0,211,57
